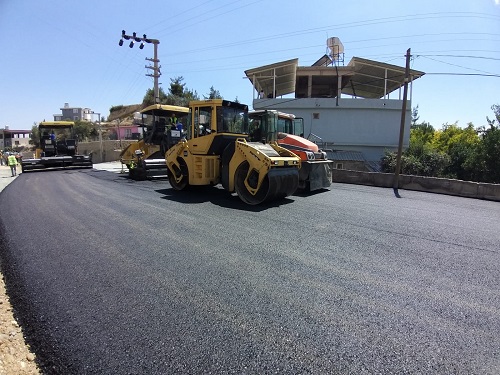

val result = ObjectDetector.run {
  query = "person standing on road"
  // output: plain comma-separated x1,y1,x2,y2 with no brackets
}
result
0,150,3,166
7,153,18,177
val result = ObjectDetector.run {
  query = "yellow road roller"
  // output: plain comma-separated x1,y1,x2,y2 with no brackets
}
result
165,99,301,205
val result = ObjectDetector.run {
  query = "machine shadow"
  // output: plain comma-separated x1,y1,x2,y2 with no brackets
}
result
292,188,330,197
156,185,295,212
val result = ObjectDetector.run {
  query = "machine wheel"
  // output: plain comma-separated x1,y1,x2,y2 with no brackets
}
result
234,162,270,205
168,158,189,190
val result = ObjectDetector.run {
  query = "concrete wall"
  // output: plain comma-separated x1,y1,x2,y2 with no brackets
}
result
78,140,136,164
332,169,500,202
253,97,411,162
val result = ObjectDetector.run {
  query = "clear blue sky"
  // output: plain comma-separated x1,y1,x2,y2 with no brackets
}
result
1,0,499,130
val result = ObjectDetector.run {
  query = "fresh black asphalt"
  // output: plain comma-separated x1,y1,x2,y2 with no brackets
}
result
0,168,499,374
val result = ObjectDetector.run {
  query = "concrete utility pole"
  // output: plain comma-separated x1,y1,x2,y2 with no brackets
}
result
119,31,161,104
91,111,103,163
393,48,411,197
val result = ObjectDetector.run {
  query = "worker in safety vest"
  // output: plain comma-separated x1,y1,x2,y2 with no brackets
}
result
170,115,178,128
7,153,18,177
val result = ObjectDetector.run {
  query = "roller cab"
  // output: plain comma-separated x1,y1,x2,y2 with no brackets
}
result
249,110,333,192
119,104,188,180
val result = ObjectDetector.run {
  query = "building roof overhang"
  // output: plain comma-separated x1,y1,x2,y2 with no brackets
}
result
245,56,425,99
244,58,299,97
343,57,425,98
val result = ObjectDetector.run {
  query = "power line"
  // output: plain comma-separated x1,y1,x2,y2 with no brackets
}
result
418,55,497,75
424,72,500,78
417,54,500,61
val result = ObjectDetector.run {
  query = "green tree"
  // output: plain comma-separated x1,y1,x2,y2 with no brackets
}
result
470,114,500,183
410,121,435,145
142,87,168,106
204,86,223,99
164,76,199,106
381,145,449,177
411,105,420,126
73,120,93,141
30,124,40,148
486,104,500,126
431,123,479,180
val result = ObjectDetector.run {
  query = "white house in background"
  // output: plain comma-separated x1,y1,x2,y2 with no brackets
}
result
245,38,425,170
53,103,93,122
0,126,31,150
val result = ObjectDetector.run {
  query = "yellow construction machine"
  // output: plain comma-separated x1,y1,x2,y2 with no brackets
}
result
21,121,92,172
120,104,189,180
165,99,301,205
248,110,333,192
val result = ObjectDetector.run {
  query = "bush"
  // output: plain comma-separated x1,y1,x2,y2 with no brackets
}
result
109,105,124,113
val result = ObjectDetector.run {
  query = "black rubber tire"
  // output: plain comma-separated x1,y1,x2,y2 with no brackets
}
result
234,162,270,205
168,158,189,190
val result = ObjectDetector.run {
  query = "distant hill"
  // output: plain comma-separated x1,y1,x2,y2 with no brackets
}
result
107,104,143,124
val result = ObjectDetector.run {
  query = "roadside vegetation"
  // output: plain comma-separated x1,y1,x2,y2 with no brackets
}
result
381,104,500,184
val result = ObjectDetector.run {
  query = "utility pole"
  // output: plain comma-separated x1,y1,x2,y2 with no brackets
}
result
119,30,161,104
91,111,103,163
393,48,411,197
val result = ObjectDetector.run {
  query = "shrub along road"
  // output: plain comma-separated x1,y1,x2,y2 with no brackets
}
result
0,166,499,374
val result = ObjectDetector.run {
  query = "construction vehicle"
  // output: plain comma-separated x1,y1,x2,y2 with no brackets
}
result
248,110,333,192
119,104,189,180
21,121,93,172
165,99,301,205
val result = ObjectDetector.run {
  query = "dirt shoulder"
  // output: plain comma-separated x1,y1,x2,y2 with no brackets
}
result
0,275,40,374
0,165,40,374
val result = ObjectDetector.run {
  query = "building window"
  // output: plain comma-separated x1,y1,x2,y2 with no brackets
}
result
313,113,320,119
15,141,19,146
73,109,78,114
336,163,344,169
74,116,79,121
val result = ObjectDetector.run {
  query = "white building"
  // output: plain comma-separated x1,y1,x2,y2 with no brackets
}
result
0,126,31,150
53,103,93,122
245,39,424,170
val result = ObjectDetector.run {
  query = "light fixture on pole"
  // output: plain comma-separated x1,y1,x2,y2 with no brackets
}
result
118,30,161,104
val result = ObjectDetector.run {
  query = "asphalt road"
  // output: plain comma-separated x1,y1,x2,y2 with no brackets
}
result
0,168,499,374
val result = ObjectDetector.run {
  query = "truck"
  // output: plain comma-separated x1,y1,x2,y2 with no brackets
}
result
21,121,92,172
165,99,301,205
248,110,333,192
119,104,189,180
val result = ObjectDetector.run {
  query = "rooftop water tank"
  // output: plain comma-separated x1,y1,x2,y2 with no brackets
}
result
327,37,344,61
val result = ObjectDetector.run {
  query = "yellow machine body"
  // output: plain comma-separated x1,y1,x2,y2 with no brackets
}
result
120,104,189,180
165,99,301,205
21,121,92,172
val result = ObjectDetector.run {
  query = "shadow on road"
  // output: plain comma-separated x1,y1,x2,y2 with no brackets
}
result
156,185,295,212
292,188,330,198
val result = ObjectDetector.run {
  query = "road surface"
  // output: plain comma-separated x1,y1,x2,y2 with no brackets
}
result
0,168,499,374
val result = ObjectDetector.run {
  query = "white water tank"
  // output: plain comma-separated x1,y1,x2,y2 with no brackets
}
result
327,37,344,61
